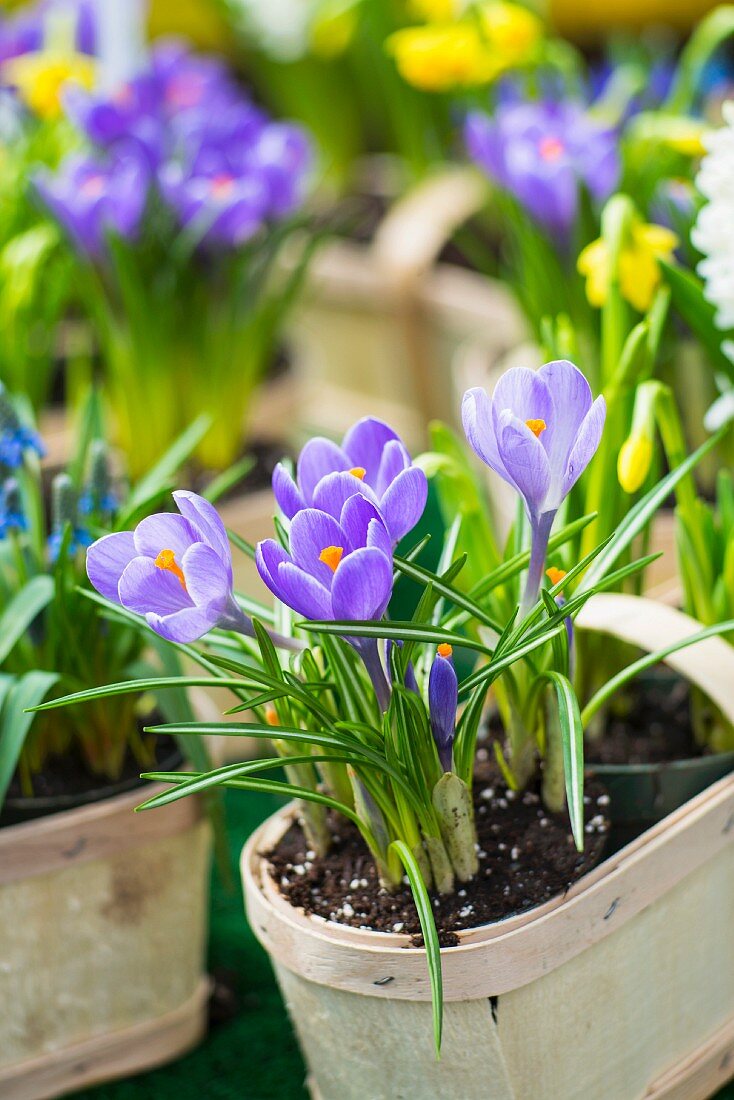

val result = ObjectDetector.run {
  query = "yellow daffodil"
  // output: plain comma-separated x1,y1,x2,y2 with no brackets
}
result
4,50,95,120
578,221,678,313
479,1,543,65
387,23,499,91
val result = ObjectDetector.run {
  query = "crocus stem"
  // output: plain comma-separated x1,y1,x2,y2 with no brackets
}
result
519,511,555,621
358,638,392,713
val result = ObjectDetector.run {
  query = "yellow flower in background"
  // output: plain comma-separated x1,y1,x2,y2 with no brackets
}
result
578,222,678,313
409,0,464,19
617,434,653,493
661,118,709,158
388,3,541,91
479,2,543,65
4,50,95,119
388,23,497,91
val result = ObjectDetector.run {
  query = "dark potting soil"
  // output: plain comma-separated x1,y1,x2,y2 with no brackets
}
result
587,673,704,766
266,757,609,946
2,729,178,809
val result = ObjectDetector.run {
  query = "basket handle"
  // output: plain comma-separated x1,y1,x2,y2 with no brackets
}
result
576,592,734,717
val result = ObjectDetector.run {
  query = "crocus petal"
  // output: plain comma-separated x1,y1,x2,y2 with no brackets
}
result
272,462,305,520
255,538,291,593
536,360,593,497
86,531,137,603
297,438,350,503
492,366,553,428
289,508,345,586
340,494,391,557
181,542,231,611
133,512,197,560
331,547,393,621
497,411,552,515
118,556,193,616
276,561,332,620
342,417,401,482
173,490,231,576
374,439,411,497
379,466,428,542
146,601,222,643
562,395,606,497
462,387,508,478
312,471,379,521
429,653,458,769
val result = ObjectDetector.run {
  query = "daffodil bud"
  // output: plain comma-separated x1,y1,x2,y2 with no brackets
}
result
618,433,653,494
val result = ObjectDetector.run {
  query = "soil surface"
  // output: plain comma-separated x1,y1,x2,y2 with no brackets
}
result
587,673,704,766
266,755,609,945
2,730,179,812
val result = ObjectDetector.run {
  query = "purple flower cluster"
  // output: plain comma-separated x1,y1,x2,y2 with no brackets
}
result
465,99,619,240
35,39,312,256
0,0,95,65
258,418,428,709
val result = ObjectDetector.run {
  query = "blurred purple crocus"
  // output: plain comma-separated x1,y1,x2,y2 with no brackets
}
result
462,360,605,617
429,644,458,773
34,152,148,257
272,418,427,547
159,161,269,247
0,0,96,65
465,100,619,240
86,490,254,643
256,495,394,709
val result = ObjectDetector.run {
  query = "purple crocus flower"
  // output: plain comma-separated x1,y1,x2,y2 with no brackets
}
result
272,418,427,547
86,490,254,643
63,77,166,168
256,495,394,709
462,360,605,617
34,152,148,258
465,100,619,240
0,0,96,65
429,644,458,773
159,160,269,247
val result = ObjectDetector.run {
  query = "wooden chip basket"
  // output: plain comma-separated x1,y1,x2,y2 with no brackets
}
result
242,594,734,1100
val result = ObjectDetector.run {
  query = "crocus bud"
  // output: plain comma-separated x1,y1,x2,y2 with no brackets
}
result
429,643,458,773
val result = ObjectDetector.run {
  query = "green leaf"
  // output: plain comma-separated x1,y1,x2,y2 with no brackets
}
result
0,671,59,806
389,839,443,1057
0,575,54,666
394,555,503,634
543,671,584,851
120,414,211,521
27,675,250,712
301,620,493,654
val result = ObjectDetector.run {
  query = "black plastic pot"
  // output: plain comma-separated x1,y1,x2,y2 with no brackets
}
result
590,750,734,852
0,744,183,829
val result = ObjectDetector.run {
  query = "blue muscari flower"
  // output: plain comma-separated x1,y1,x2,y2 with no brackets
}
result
78,489,118,516
0,384,45,469
48,525,94,563
0,477,27,539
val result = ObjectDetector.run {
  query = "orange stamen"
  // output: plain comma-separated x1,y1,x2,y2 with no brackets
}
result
525,418,547,438
546,567,567,586
349,466,366,480
437,643,453,658
265,706,279,727
539,136,564,162
154,548,187,591
319,545,344,572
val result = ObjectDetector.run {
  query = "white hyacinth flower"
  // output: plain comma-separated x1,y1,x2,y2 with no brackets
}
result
693,101,734,334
